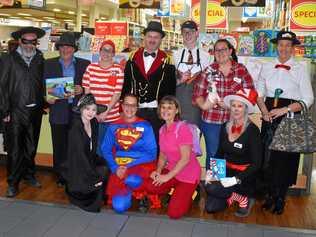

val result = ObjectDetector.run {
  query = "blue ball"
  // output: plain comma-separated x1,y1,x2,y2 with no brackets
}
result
125,174,143,189
112,193,132,213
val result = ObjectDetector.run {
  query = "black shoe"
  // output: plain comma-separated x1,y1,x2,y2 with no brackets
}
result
23,177,41,188
272,198,285,215
6,185,18,198
138,197,149,213
234,198,255,217
262,196,274,211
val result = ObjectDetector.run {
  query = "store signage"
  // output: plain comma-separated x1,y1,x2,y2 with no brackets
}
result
170,0,185,16
290,0,316,31
95,22,128,36
243,0,274,18
157,0,170,16
192,0,227,29
28,0,45,8
0,0,14,7
119,0,160,9
220,0,265,7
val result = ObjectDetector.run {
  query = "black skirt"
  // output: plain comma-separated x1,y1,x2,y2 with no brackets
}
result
261,97,300,187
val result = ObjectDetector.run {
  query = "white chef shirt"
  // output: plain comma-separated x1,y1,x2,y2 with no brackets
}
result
173,46,211,74
257,57,314,107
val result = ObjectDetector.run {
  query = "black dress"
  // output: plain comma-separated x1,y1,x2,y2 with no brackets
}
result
62,117,104,212
204,122,262,213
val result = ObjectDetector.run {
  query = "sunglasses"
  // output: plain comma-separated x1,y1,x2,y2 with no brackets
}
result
100,47,113,53
21,38,38,46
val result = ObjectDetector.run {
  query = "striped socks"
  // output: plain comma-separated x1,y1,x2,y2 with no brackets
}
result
227,192,248,208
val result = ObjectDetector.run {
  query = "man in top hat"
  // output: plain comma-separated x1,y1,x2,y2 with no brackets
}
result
173,20,210,126
44,32,90,186
122,21,176,141
257,30,314,214
0,27,46,197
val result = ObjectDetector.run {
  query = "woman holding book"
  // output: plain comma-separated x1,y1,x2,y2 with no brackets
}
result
204,89,261,217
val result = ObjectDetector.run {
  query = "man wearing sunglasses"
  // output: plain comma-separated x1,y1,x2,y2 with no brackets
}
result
0,26,45,197
173,20,210,126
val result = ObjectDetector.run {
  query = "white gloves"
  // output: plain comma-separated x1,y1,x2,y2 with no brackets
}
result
220,177,238,188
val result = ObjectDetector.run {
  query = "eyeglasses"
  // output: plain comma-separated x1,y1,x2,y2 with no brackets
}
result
21,38,38,46
214,48,229,53
122,103,138,108
100,47,113,54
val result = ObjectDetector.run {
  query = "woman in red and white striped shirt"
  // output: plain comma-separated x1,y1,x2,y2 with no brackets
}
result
82,40,124,155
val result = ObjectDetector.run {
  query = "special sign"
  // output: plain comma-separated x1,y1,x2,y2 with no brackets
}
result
192,0,227,29
290,0,316,31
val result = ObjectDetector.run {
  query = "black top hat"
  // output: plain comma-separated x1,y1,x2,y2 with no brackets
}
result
11,27,45,40
181,20,198,30
55,32,78,51
271,30,301,45
143,21,165,38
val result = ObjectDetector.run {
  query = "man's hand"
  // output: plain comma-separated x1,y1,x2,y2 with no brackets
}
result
269,107,288,119
47,98,56,105
74,85,83,95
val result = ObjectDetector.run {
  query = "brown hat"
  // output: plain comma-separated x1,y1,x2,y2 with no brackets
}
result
11,27,45,40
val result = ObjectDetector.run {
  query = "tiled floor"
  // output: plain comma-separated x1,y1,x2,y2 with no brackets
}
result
0,198,315,237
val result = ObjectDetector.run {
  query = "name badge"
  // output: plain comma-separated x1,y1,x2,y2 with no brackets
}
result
234,142,243,149
233,77,242,84
136,127,144,132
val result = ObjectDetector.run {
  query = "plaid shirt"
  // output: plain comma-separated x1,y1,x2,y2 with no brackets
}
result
193,60,254,124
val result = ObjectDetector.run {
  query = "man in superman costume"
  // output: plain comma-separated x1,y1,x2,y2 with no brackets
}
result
101,94,160,213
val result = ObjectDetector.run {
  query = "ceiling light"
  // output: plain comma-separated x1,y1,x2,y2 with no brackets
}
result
17,13,32,16
9,17,21,19
0,13,10,16
100,17,107,20
81,13,87,17
53,8,61,12
68,11,75,15
64,19,73,22
43,17,55,20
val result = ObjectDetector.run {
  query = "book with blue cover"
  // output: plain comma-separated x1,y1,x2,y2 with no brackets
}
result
205,157,226,183
46,77,74,100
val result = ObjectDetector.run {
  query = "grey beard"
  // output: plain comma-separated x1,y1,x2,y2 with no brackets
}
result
21,47,36,58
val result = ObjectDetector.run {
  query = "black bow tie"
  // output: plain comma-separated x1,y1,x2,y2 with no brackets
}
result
275,64,291,70
144,51,156,58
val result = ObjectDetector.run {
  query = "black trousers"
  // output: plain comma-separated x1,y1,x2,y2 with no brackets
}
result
137,108,163,144
5,111,42,186
50,123,69,181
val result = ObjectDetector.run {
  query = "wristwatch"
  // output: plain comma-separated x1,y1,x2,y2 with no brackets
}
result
236,177,241,184
287,106,292,113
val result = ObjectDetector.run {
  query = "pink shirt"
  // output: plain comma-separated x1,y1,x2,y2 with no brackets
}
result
159,121,201,184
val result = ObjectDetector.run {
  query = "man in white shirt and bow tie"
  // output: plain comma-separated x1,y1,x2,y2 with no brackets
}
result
123,21,176,142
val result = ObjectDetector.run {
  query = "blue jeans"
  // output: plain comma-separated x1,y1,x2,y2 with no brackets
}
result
200,120,222,169
97,122,109,157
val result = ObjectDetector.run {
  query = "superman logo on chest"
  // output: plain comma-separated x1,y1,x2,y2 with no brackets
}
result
115,127,143,150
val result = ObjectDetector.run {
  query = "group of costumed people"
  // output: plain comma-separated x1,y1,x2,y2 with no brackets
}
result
0,19,313,219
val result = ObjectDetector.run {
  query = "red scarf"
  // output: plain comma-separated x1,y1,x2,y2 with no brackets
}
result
231,124,243,134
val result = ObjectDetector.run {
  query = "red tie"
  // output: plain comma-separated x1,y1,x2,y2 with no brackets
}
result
275,64,291,70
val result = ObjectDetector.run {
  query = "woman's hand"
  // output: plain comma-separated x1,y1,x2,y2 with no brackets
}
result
150,171,160,180
116,166,127,179
152,173,171,186
269,107,288,119
74,85,83,95
262,113,273,122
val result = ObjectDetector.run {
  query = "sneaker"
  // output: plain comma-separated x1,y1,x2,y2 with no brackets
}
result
138,197,149,213
6,185,18,198
272,198,285,215
23,177,41,188
261,195,274,211
234,198,255,217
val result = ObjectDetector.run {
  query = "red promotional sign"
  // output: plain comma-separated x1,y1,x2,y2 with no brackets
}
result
290,0,316,31
95,22,128,36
